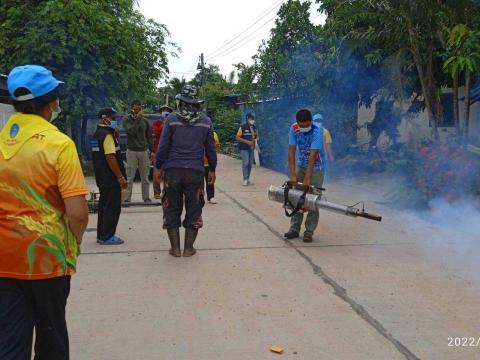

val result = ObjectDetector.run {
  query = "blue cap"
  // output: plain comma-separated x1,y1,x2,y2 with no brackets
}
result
313,113,323,121
98,107,117,119
7,65,63,101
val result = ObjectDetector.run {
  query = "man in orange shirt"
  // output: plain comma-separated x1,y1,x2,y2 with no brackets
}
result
0,65,89,360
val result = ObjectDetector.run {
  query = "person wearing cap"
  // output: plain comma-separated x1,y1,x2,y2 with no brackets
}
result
91,107,127,245
236,113,258,186
122,100,154,203
313,113,335,163
152,104,172,199
0,65,89,359
154,85,217,257
284,109,327,243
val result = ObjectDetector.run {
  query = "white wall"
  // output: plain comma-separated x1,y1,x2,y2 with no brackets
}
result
357,93,467,149
0,103,14,131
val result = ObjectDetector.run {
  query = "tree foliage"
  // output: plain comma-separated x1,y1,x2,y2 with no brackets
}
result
0,0,174,132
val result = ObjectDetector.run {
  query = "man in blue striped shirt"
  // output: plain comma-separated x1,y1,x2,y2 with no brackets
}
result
284,109,326,243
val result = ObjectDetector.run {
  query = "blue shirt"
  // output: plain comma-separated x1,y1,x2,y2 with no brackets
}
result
288,122,325,171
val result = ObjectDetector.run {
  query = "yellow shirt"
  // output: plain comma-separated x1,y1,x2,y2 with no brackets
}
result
204,132,220,166
0,113,88,279
98,124,116,155
324,128,332,144
103,134,116,155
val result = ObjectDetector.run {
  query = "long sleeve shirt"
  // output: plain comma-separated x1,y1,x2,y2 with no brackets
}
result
122,114,154,152
155,112,217,173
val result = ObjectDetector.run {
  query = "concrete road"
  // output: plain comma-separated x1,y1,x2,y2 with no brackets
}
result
69,155,480,360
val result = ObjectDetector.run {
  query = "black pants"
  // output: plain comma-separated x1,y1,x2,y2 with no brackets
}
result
97,185,121,240
0,276,71,360
204,166,214,200
163,168,205,229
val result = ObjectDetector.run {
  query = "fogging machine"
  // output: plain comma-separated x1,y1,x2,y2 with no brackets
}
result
268,181,382,222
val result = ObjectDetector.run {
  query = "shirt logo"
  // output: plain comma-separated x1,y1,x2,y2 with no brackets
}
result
10,123,19,139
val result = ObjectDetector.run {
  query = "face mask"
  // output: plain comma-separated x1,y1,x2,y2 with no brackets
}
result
161,111,170,118
176,102,201,125
298,126,311,133
50,106,62,122
108,120,118,129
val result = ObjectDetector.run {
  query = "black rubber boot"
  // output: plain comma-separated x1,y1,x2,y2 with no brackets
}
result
303,231,313,243
183,228,198,257
284,229,299,239
167,228,181,257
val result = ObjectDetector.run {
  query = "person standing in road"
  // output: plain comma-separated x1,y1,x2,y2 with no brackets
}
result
123,100,154,203
204,130,220,204
154,85,217,257
0,65,89,360
313,113,334,163
284,109,327,243
236,112,258,186
91,107,127,245
152,104,172,199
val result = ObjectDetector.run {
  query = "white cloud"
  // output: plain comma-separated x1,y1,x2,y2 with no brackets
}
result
138,0,326,81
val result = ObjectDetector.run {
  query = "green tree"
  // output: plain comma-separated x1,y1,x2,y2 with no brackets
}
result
234,62,258,103
444,24,480,137
0,0,174,136
254,0,317,97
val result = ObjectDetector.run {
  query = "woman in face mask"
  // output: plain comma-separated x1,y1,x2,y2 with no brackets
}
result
236,113,258,186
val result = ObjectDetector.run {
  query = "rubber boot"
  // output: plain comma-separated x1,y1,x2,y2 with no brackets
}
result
167,228,181,257
183,228,198,257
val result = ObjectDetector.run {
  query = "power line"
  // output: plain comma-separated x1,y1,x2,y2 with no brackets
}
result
205,0,284,59
207,26,272,63
207,12,278,63
209,8,325,64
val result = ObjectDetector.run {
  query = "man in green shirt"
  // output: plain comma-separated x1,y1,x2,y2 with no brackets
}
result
122,100,154,202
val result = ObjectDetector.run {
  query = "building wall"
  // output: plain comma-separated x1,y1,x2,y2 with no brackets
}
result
356,89,480,149
0,103,14,131
469,101,480,145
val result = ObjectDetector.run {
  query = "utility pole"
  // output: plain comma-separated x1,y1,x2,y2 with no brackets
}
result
197,53,207,111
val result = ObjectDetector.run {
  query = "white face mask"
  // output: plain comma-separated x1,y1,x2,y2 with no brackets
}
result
50,106,62,122
161,111,170,118
298,126,311,133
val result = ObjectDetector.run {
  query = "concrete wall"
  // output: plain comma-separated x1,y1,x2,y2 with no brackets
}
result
0,103,14,131
357,88,480,148
469,100,480,145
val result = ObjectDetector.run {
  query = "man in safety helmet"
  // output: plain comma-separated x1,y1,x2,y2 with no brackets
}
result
154,85,217,257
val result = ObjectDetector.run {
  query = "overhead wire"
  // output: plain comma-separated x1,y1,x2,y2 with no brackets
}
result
205,0,285,60
207,12,279,63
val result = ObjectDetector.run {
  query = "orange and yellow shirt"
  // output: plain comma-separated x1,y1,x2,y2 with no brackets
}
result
204,131,220,166
0,113,88,280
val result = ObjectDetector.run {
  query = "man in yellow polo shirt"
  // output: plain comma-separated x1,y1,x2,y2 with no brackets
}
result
91,107,127,245
313,113,335,162
0,65,89,360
